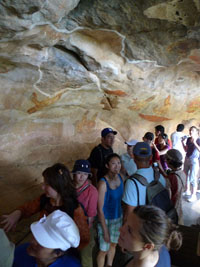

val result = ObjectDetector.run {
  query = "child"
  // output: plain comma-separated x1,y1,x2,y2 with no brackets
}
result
1,163,89,249
97,153,124,267
165,149,185,224
72,159,98,267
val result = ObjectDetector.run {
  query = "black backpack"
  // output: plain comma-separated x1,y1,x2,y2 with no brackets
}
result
129,168,178,224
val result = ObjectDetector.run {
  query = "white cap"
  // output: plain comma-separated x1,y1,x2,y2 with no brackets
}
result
125,139,138,146
31,210,80,251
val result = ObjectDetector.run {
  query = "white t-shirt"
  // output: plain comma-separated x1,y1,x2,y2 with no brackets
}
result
171,131,185,157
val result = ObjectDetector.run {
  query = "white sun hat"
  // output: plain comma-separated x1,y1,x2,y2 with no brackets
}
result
125,139,138,146
31,210,80,251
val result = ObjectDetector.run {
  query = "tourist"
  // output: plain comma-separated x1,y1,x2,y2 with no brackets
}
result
165,149,185,224
72,159,98,267
13,210,81,267
171,124,186,159
182,126,200,202
88,127,117,186
122,142,166,222
153,133,170,172
1,163,89,249
121,139,137,178
97,153,123,267
118,205,182,267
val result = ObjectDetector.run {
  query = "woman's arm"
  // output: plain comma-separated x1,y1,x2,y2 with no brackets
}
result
0,195,41,232
98,180,110,243
152,143,168,155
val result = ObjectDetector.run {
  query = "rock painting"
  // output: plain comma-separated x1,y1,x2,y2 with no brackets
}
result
128,96,156,111
27,92,63,114
139,113,171,122
187,97,200,113
75,112,96,133
153,95,171,115
101,96,119,110
167,39,199,54
104,89,127,97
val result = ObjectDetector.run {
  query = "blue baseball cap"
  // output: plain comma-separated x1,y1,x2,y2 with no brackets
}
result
101,128,117,137
72,159,91,174
133,142,152,157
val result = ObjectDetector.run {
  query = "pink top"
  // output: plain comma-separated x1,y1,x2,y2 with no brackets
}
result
77,180,98,218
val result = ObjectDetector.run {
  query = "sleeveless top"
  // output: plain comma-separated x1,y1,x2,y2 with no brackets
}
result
100,174,123,220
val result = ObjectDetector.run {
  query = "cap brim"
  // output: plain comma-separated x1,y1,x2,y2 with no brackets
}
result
71,170,92,175
31,222,60,249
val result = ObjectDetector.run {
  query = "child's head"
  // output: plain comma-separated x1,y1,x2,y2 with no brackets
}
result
166,149,183,170
72,159,91,187
143,132,154,145
105,153,121,174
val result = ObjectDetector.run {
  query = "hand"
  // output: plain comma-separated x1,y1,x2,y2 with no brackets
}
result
0,210,22,232
103,229,110,243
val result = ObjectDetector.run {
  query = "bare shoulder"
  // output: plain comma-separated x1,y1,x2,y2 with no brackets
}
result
98,179,107,192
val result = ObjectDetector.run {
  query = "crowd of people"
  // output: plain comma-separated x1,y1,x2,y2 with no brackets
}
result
1,123,200,267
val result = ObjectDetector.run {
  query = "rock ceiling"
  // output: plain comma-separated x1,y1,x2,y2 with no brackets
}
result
0,0,200,170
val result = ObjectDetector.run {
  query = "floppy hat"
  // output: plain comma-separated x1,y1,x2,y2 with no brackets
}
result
31,210,80,251
125,139,138,146
133,142,152,157
72,159,91,174
166,149,183,163
101,128,117,137
0,229,14,267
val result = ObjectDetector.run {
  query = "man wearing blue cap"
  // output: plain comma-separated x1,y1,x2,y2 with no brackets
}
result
122,142,166,222
88,128,117,186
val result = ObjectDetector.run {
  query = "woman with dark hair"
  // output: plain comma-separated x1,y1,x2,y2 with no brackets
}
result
153,133,170,172
118,205,182,267
1,163,90,249
97,153,124,267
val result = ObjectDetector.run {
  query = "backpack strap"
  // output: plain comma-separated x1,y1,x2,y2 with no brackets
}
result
128,177,140,206
97,144,103,166
129,173,149,186
174,172,184,188
153,166,160,181
77,184,90,197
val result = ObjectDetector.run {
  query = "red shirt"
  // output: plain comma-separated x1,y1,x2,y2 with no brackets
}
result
77,180,98,218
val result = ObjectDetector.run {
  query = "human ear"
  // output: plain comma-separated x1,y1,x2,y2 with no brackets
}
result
53,249,64,257
143,243,155,251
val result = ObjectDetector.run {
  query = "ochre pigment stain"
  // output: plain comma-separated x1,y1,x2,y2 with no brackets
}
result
27,92,63,114
139,113,171,122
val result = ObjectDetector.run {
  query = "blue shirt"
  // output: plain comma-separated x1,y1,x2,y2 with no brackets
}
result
13,243,81,267
101,174,123,219
122,167,166,206
121,153,137,176
156,246,171,267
